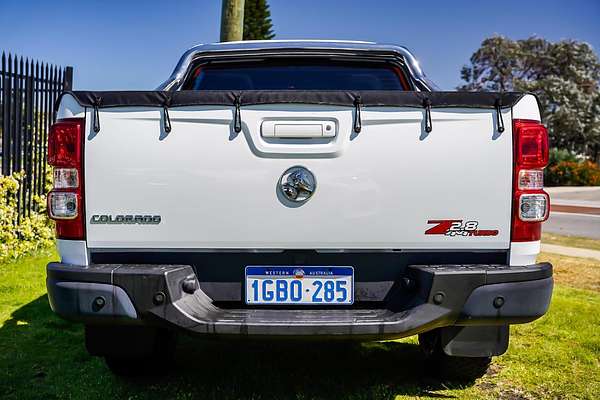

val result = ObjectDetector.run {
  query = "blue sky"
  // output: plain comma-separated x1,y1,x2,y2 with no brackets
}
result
2,0,599,90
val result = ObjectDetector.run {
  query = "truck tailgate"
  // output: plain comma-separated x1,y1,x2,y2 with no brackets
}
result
84,103,512,250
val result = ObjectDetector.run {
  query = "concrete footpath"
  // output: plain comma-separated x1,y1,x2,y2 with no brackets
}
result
541,243,600,261
546,186,600,210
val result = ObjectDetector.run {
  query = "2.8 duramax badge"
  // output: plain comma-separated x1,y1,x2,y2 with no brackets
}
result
425,219,498,237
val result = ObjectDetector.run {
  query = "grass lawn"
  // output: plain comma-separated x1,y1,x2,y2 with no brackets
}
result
542,232,600,251
0,248,598,399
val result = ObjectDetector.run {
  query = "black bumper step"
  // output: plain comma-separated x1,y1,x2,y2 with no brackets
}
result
47,262,553,339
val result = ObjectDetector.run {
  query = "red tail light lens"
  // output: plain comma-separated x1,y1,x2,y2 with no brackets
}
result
511,210,543,242
48,118,85,240
511,119,549,242
48,120,82,167
514,119,548,168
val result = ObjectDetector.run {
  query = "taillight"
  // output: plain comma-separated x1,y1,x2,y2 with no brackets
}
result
511,119,549,242
48,118,85,240
513,119,549,168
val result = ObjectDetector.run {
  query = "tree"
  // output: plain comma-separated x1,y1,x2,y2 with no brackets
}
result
243,0,274,40
459,36,600,162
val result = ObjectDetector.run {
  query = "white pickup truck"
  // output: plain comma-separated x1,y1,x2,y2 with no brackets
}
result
46,40,553,380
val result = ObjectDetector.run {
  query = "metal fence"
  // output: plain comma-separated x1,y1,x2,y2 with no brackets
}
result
1,52,73,218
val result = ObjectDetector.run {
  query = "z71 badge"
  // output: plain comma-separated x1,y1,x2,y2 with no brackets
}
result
425,219,498,237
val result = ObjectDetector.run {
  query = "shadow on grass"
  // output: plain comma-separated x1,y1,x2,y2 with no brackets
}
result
0,295,473,400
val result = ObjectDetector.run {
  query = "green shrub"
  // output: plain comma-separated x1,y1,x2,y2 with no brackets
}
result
0,172,54,263
545,148,600,186
546,160,600,186
548,147,579,166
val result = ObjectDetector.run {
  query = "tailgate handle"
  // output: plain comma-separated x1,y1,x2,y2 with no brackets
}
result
261,121,336,138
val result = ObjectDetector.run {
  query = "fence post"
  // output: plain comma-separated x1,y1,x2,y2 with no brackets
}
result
1,53,10,175
63,66,73,91
25,72,34,215
0,51,73,217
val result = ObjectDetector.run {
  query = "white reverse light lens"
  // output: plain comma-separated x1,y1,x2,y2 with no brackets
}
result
519,193,548,221
518,169,544,190
49,192,78,219
53,168,79,189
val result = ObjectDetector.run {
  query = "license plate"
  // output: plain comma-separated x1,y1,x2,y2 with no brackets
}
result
245,266,354,305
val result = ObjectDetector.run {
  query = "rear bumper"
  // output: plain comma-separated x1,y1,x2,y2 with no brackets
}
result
46,262,553,339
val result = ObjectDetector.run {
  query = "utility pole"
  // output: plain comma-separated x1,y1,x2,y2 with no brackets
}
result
220,0,245,42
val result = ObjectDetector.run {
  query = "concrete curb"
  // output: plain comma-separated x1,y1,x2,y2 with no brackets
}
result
545,187,600,194
551,199,600,208
551,204,600,215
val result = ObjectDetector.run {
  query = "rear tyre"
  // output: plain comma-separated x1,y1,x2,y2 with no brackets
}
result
85,325,176,376
425,352,491,382
419,331,491,382
104,353,172,377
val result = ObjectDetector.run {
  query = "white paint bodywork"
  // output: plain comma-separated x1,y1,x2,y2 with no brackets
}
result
81,103,514,250
55,93,544,265
512,94,541,122
56,95,85,119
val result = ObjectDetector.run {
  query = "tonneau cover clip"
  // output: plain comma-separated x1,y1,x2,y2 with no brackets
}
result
423,98,432,133
495,98,505,133
233,94,242,133
163,95,172,133
92,96,102,133
353,95,362,133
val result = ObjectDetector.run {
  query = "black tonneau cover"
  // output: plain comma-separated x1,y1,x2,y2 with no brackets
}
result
58,90,532,110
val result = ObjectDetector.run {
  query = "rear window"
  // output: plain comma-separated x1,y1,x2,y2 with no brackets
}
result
182,62,407,90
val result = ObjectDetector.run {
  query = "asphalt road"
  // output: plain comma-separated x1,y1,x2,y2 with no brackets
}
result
543,211,600,239
543,187,600,239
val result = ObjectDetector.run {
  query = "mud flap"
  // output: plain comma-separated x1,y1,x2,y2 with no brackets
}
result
440,325,509,357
